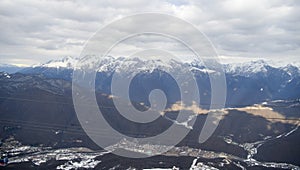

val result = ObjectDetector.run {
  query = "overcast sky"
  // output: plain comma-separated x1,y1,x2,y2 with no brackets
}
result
0,0,299,66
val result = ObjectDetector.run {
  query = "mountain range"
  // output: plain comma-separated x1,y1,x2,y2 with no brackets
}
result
0,56,300,169
1,56,299,107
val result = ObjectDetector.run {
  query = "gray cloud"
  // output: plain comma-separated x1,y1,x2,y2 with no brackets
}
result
0,0,299,66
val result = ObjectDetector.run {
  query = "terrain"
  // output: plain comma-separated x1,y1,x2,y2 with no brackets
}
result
0,57,299,169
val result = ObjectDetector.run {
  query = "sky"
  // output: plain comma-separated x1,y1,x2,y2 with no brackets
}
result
0,0,299,66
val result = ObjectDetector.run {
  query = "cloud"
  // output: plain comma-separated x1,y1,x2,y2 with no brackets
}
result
0,0,299,65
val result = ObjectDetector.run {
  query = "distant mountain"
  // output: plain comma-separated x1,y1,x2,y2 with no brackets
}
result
25,56,300,76
0,64,25,74
34,56,79,69
1,57,300,169
18,56,300,107
224,60,270,76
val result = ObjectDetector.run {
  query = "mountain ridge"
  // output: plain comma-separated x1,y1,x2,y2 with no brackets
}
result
9,56,300,75
1,56,300,77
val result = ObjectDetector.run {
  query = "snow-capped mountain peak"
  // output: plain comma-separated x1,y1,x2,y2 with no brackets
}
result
30,56,300,77
282,64,300,76
36,56,79,69
223,59,270,76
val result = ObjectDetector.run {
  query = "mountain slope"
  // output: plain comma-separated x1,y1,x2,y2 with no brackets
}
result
18,56,300,107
